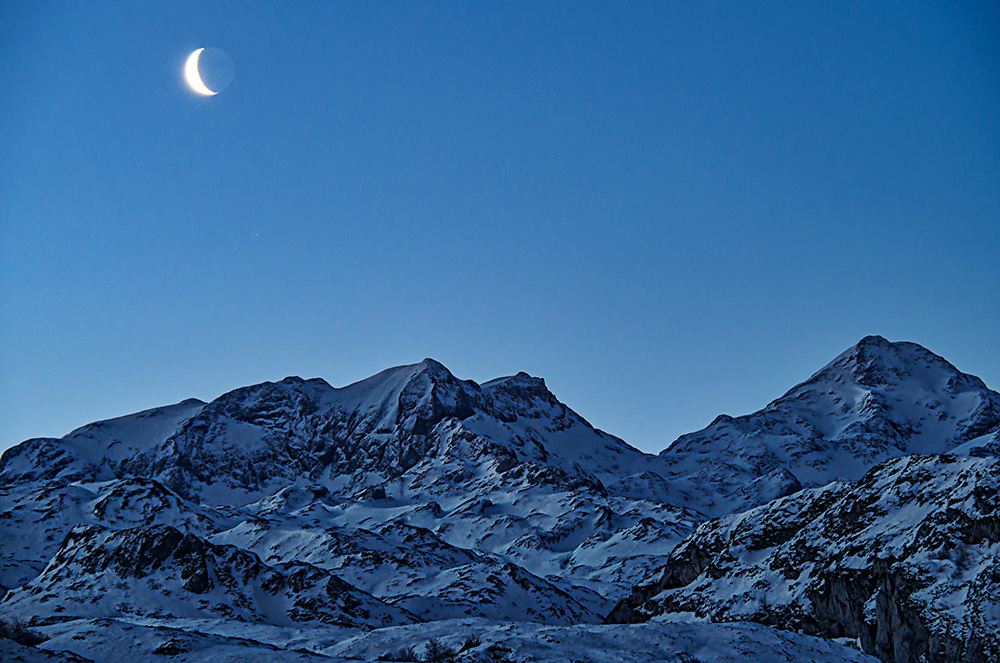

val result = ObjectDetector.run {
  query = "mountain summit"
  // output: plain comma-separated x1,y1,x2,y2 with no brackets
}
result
0,359,607,500
0,359,696,619
658,335,1000,513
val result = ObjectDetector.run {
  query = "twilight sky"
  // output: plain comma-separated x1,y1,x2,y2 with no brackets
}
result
2,1,998,454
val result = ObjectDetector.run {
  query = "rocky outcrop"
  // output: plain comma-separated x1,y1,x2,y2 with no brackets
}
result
0,524,415,628
1,360,640,505
609,455,1000,663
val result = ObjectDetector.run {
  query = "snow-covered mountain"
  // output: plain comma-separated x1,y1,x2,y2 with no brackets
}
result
609,454,1000,663
2,522,416,628
658,335,1000,514
0,337,996,662
0,361,655,500
0,359,701,635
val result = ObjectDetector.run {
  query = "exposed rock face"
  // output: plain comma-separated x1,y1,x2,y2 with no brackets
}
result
0,360,698,625
1,523,415,628
213,514,603,624
121,361,496,498
484,372,565,422
0,359,655,504
608,454,1000,663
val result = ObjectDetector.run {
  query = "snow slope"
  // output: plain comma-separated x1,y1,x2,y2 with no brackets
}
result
658,335,1000,514
12,617,881,663
0,359,698,604
610,454,1000,663
1,523,414,628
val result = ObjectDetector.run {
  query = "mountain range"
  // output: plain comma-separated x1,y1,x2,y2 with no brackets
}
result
0,335,996,662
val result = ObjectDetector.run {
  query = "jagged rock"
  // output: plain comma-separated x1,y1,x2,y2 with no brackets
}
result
0,359,700,604
0,523,415,628
608,455,1000,663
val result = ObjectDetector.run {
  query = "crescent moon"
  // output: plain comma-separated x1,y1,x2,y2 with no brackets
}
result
184,48,217,96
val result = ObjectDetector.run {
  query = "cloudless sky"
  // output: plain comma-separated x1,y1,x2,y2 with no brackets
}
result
2,1,998,454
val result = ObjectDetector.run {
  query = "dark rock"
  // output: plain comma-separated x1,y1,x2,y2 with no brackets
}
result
609,455,1000,663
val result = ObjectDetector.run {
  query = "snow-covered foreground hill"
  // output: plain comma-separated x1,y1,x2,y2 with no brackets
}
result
6,617,881,663
0,337,996,662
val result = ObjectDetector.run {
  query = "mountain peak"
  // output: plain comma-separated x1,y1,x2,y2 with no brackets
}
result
347,358,459,393
807,336,981,394
483,371,561,422
483,371,547,391
660,336,1000,511
276,376,333,389
784,335,999,443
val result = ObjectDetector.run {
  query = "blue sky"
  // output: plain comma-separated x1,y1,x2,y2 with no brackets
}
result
2,1,998,454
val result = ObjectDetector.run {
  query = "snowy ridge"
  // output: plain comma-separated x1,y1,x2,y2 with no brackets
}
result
0,477,230,592
0,337,996,662
0,399,206,486
0,360,663,504
0,359,699,603
609,454,1000,663
1,522,415,628
0,474,610,625
658,335,1000,514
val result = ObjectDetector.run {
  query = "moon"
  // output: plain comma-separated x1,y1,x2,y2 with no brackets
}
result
184,48,217,96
